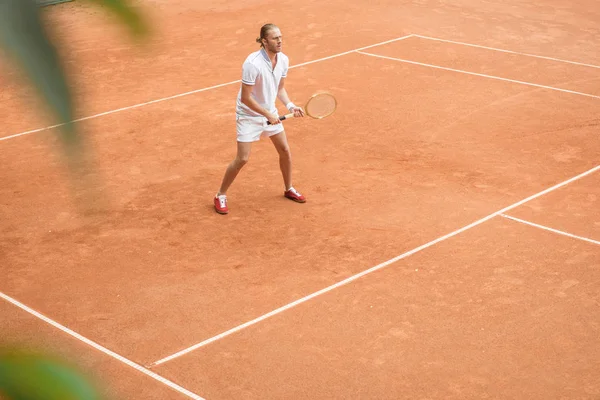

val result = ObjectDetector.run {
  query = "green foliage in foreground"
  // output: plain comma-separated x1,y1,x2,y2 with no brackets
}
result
0,0,150,396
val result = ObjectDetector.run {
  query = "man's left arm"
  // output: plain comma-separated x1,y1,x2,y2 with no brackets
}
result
277,77,305,118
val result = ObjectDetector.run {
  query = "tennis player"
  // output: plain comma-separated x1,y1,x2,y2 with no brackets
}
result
214,23,306,214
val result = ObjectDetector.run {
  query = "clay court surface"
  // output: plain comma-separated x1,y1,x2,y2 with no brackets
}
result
1,0,599,399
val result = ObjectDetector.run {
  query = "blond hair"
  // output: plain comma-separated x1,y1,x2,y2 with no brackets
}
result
256,23,279,47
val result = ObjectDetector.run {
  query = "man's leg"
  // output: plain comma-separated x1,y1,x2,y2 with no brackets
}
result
218,141,252,196
214,141,252,214
269,130,292,190
270,131,306,203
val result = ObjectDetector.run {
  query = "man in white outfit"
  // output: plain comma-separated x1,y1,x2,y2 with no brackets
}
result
214,24,306,214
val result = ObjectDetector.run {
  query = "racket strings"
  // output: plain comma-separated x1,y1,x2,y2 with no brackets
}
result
305,94,336,119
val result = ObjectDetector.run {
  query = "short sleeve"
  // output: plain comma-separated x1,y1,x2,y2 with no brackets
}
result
241,62,259,85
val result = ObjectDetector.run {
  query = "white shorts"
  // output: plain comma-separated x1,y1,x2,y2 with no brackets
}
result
236,114,284,143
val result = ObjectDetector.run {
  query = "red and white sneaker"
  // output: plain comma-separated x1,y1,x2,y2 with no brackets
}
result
284,187,306,203
214,194,229,214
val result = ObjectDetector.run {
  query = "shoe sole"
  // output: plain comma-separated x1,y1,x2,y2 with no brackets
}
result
285,195,306,203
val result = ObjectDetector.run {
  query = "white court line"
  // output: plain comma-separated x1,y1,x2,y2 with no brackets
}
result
148,165,600,367
413,34,600,70
500,213,600,246
0,292,205,400
0,34,414,142
355,51,600,100
0,80,242,142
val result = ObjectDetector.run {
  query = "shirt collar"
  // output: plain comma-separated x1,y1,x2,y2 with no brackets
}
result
260,48,277,67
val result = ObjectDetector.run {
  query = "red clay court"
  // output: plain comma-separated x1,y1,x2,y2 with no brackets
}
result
1,0,599,399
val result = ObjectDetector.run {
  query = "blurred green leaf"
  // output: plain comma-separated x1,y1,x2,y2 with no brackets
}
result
86,0,150,38
0,348,101,400
0,0,150,211
0,0,149,154
0,0,79,152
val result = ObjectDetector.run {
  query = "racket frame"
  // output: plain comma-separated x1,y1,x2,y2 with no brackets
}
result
270,92,337,124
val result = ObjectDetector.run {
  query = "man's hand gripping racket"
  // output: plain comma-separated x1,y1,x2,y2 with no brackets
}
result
267,92,337,124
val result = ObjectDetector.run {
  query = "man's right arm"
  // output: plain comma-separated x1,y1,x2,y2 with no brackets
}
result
240,83,280,124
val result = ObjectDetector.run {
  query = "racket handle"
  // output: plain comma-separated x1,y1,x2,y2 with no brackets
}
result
267,113,294,125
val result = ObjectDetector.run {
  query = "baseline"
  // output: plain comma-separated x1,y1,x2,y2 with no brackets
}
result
0,34,414,142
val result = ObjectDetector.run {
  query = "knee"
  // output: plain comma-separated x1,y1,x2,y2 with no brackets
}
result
234,155,249,168
278,146,292,160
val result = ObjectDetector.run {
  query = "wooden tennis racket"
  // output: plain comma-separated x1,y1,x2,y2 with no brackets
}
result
267,92,337,124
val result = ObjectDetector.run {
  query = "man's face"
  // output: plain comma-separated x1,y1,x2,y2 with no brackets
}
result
263,28,283,53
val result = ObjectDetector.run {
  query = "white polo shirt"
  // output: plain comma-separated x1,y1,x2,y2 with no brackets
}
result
236,48,289,118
